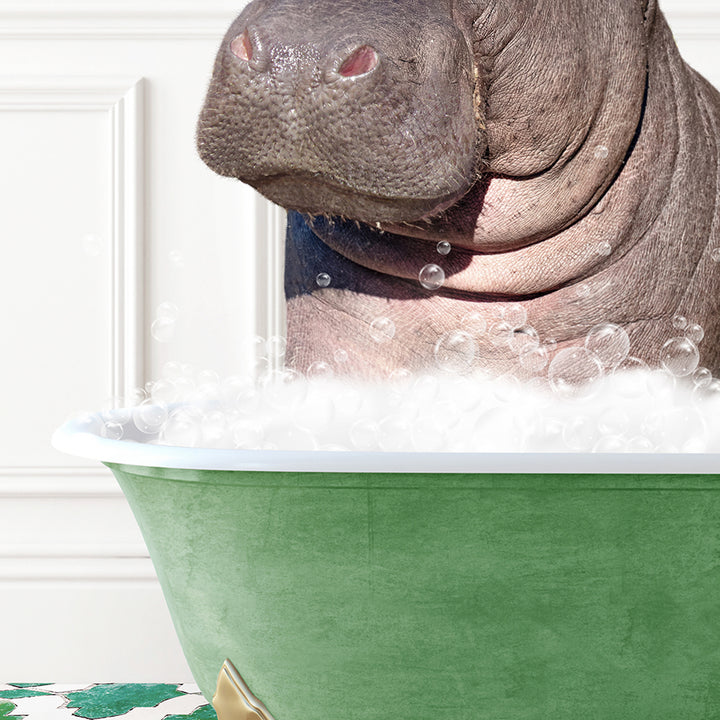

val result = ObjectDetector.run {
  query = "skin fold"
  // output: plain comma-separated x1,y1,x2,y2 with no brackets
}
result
197,0,720,379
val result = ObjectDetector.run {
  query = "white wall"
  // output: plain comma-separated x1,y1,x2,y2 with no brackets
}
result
0,0,718,683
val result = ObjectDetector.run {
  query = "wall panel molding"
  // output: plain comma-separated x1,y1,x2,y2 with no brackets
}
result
0,4,237,39
0,76,145,400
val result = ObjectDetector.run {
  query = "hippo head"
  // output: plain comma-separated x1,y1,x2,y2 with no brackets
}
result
197,0,482,223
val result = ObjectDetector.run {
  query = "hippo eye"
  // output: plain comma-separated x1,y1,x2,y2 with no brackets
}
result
338,45,379,78
230,29,253,62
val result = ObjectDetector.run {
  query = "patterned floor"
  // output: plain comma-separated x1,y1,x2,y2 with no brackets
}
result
0,684,216,719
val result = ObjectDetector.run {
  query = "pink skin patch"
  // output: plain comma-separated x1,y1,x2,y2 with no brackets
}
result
230,29,253,62
339,45,378,77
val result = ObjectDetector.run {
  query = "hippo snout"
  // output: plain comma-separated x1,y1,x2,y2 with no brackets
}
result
197,0,481,224
229,25,379,81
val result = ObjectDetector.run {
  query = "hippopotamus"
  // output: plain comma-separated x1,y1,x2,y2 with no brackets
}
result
197,0,720,381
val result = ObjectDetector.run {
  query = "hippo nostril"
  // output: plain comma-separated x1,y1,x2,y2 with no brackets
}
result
230,28,253,62
338,45,379,78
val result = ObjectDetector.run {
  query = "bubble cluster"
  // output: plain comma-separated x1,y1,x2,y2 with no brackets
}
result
83,307,719,454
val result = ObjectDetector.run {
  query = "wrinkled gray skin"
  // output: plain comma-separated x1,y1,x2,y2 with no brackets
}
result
198,0,720,379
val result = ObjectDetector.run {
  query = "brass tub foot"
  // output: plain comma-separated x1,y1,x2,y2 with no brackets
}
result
213,659,277,720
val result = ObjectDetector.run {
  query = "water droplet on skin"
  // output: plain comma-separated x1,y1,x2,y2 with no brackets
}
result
316,272,331,288
151,316,176,342
369,316,396,343
672,314,688,331
436,241,452,256
585,323,630,368
685,323,704,344
434,330,477,374
596,241,612,257
419,263,445,290
660,337,700,377
575,284,591,298
548,347,604,398
594,145,609,160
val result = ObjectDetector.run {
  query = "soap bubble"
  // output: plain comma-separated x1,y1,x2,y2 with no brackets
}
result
488,321,515,348
594,145,609,160
201,410,230,448
307,360,335,379
169,249,185,268
369,317,396,343
460,312,487,335
162,407,202,447
434,330,477,374
500,304,528,329
266,335,287,358
685,323,704,344
598,407,629,436
672,315,688,331
157,302,179,321
151,317,175,343
508,326,540,355
584,323,630,368
593,435,627,453
82,233,102,257
563,415,599,452
548,347,604,398
712,247,720,262
378,416,413,452
316,272,331,288
349,418,380,450
693,367,713,388
132,400,169,435
437,241,452,255
419,264,445,290
232,418,264,449
596,241,612,257
101,421,124,441
333,349,349,364
627,436,654,452
659,337,700,377
519,346,549,373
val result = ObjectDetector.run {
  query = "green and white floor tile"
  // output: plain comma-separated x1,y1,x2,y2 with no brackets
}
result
0,684,216,719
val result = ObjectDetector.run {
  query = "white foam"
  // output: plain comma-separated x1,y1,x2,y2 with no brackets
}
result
92,366,720,453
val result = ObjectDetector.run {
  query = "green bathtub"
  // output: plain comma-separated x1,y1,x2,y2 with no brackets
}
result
54,419,720,719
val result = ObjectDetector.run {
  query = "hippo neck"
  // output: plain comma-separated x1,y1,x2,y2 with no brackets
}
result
284,12,720,375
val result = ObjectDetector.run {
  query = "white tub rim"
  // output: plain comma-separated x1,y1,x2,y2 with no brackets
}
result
52,412,720,474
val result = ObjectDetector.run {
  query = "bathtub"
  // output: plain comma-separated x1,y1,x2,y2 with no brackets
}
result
53,414,720,719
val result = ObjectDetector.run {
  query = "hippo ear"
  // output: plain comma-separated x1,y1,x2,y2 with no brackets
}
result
472,0,648,180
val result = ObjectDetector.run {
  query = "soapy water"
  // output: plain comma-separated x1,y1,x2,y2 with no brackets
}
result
81,337,720,453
